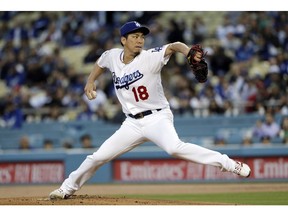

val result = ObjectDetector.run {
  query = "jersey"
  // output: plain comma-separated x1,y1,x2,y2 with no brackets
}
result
97,45,171,115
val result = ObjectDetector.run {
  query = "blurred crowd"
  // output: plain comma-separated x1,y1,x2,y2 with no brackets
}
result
0,11,287,131
18,132,95,151
213,113,288,146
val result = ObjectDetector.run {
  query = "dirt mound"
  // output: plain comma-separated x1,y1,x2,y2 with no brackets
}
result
0,195,222,205
0,183,287,205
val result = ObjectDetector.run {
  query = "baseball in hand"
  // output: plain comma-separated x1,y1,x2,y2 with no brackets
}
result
92,90,97,98
87,90,97,100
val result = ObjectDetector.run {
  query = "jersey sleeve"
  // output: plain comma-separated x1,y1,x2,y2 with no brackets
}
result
96,50,110,69
147,44,171,74
162,44,171,65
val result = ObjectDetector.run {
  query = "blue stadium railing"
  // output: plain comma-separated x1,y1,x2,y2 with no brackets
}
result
0,113,285,150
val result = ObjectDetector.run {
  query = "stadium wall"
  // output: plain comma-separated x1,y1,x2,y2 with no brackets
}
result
1,146,288,184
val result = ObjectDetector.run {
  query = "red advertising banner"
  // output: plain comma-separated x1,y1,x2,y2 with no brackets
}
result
113,157,288,181
250,157,288,179
0,161,64,184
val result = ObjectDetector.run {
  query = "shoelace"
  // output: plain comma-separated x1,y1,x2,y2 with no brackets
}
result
233,162,242,175
57,189,70,199
58,188,64,194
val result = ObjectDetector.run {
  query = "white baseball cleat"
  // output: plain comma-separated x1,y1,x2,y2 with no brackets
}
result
49,188,71,200
232,161,251,178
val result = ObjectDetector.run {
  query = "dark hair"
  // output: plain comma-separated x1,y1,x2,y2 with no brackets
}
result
80,134,91,141
120,35,128,47
120,30,146,46
44,139,53,144
261,135,271,141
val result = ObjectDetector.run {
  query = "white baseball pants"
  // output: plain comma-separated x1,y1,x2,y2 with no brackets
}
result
60,108,236,195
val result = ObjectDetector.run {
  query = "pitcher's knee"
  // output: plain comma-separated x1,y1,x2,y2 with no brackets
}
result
88,152,111,165
165,142,183,156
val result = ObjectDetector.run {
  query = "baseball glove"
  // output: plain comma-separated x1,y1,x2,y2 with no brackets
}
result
187,44,208,83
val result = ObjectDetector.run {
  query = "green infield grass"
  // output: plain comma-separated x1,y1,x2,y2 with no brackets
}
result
125,191,288,205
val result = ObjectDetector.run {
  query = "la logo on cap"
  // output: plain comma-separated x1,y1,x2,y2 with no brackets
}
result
134,21,141,27
120,21,150,37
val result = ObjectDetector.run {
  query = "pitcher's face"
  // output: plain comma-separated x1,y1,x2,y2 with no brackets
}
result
122,32,145,55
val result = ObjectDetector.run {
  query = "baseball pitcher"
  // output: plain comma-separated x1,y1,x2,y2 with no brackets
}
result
49,21,251,199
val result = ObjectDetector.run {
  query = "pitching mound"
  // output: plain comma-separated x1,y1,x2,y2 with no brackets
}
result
1,183,287,205
0,195,224,205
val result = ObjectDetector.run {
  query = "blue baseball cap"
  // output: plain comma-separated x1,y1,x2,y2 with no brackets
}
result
120,21,150,37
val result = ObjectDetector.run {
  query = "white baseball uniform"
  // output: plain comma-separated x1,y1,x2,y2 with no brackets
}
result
59,45,237,195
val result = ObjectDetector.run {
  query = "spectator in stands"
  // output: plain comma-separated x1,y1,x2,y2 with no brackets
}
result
42,105,63,122
7,19,29,48
252,113,280,141
241,134,253,146
83,43,102,64
260,135,272,145
279,95,288,115
76,100,95,121
80,134,94,149
190,16,207,44
43,139,54,150
0,11,287,126
216,14,235,41
62,138,73,149
208,99,225,115
82,12,100,36
38,22,62,44
32,11,51,37
234,36,256,62
4,63,26,88
1,101,23,129
279,116,288,144
0,19,9,40
166,19,185,65
214,135,226,146
283,136,288,145
177,87,193,115
210,46,233,76
223,100,239,117
240,78,259,113
252,119,264,139
144,21,167,48
99,95,125,123
18,135,31,150
166,19,185,43
199,84,223,116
